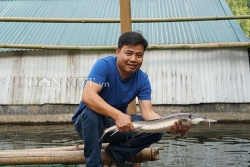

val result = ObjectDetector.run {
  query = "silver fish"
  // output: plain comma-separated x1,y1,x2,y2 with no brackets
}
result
99,113,217,142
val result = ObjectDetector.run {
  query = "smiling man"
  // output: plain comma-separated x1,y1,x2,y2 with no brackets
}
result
72,31,190,167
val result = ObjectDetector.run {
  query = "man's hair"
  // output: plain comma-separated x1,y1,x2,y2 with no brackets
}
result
117,31,148,51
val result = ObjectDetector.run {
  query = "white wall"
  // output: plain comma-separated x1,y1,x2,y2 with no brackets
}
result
0,48,249,105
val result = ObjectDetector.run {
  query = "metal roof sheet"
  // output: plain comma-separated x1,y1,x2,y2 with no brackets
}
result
0,0,249,52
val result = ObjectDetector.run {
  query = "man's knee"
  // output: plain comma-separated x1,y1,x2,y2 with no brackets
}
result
151,132,164,143
82,108,107,134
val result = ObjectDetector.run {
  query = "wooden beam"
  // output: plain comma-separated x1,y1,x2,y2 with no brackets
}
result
119,0,136,115
0,146,164,165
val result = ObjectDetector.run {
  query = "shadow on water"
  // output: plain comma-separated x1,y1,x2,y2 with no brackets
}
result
1,123,250,167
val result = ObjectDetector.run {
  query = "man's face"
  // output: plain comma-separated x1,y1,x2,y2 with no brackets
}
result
116,44,144,80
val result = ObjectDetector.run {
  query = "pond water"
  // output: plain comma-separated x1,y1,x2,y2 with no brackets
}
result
0,123,250,167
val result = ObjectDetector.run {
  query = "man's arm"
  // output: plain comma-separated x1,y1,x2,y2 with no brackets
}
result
82,80,134,132
138,99,190,134
138,99,161,120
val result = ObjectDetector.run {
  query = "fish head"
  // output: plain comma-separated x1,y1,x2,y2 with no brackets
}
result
184,114,217,125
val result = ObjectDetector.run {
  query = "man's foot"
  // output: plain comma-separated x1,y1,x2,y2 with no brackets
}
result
105,145,133,167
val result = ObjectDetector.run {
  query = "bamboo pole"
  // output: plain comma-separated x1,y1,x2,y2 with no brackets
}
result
1,145,86,152
1,144,109,152
0,42,249,51
0,15,249,23
0,147,164,165
147,42,250,49
0,43,116,51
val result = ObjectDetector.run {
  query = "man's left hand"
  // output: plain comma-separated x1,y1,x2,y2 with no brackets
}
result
170,120,190,135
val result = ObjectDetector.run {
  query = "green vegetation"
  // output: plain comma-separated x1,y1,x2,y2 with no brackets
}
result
247,0,250,8
226,0,250,37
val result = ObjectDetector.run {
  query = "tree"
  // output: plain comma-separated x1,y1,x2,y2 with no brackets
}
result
226,0,250,37
246,0,250,8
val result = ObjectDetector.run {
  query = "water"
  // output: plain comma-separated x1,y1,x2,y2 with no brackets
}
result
146,123,250,167
0,123,250,167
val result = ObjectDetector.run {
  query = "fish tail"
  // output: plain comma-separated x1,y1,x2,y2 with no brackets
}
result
98,128,110,142
98,129,118,142
98,133,105,142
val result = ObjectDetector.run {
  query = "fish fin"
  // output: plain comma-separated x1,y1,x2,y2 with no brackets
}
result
132,126,143,137
180,130,189,138
179,116,189,121
175,116,189,121
132,130,142,137
110,130,119,136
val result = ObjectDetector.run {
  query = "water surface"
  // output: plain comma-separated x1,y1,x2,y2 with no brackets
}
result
0,123,249,167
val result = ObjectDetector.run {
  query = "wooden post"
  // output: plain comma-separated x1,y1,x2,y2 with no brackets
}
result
119,0,132,33
119,0,137,116
119,1,139,166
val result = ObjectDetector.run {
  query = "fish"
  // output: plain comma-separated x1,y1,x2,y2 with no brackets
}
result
98,113,217,142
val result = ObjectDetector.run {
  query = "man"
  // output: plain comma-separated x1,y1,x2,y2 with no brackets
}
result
72,31,190,167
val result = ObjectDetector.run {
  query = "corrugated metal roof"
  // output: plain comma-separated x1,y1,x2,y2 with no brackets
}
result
0,0,248,52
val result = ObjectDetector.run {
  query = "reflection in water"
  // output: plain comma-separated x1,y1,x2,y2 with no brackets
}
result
0,124,82,150
0,124,250,167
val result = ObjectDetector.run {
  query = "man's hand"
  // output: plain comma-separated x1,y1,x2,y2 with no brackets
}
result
115,113,135,133
170,120,190,135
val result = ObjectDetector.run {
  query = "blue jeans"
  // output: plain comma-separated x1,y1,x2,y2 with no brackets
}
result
74,107,163,167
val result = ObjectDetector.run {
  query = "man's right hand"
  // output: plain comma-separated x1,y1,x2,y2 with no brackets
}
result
115,113,135,133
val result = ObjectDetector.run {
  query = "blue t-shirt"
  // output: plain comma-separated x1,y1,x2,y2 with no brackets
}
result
72,56,152,123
